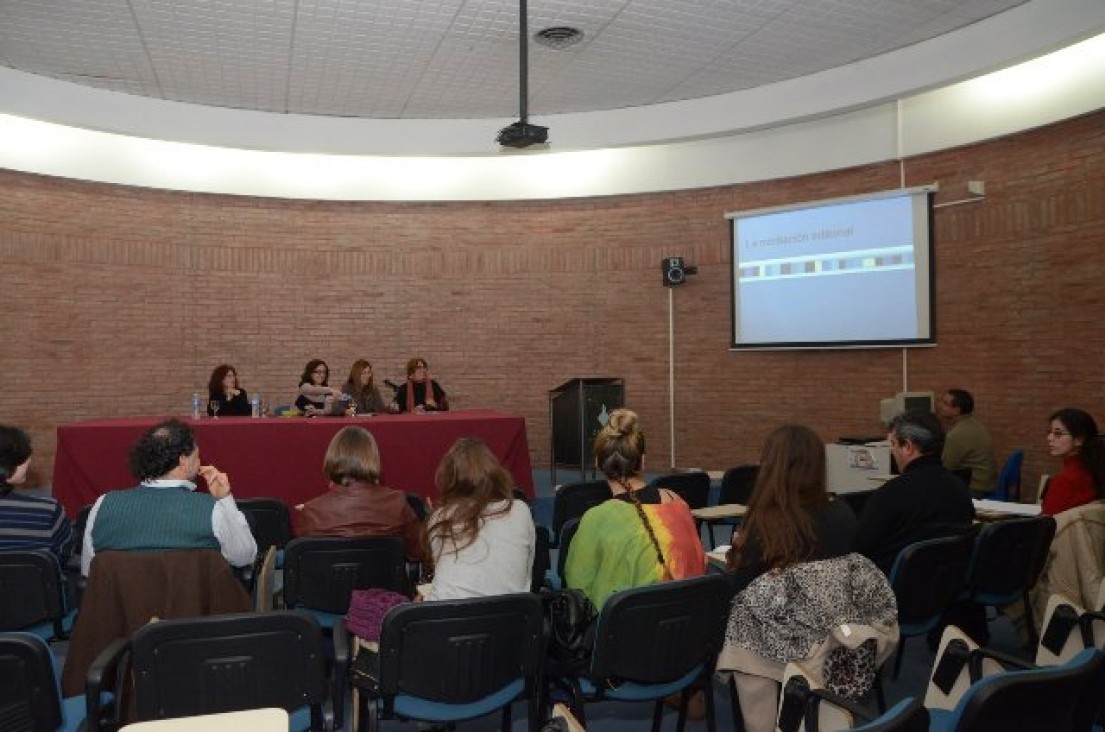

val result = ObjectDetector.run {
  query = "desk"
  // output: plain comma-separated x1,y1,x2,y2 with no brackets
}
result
53,410,534,517
973,498,1042,522
119,708,288,730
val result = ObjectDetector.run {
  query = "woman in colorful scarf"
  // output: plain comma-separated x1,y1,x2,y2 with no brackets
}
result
563,408,706,609
388,357,449,413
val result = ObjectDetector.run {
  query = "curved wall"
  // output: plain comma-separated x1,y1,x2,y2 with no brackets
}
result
2,109,1103,492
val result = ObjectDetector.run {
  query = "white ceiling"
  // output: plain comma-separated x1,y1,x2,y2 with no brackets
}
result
0,0,1028,120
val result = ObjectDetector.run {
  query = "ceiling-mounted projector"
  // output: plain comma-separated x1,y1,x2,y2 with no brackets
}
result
496,121,548,148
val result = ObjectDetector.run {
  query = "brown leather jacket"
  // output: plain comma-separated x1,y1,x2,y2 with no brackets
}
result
294,481,425,561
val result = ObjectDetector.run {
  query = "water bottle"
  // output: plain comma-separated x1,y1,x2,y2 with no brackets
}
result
191,392,201,420
251,394,261,418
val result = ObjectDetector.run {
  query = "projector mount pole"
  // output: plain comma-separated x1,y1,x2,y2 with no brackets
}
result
668,287,676,470
519,0,529,124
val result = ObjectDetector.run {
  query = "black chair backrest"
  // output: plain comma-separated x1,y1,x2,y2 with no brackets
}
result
404,493,428,522
967,516,1057,600
377,592,544,703
551,481,611,543
719,465,758,505
890,531,976,627
557,518,582,585
235,498,294,554
283,536,408,613
0,550,66,633
956,648,1103,731
128,611,328,724
650,471,711,510
71,503,93,560
590,573,732,684
0,632,63,732
532,526,552,592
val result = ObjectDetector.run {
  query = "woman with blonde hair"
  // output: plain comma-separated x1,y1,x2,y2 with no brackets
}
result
421,437,534,600
341,359,386,415
564,409,706,609
294,426,423,561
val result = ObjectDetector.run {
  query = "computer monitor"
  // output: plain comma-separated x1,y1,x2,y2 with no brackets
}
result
879,391,935,425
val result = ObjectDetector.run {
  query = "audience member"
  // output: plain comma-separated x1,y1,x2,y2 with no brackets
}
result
0,425,74,563
296,359,346,416
294,426,424,560
389,357,448,413
81,419,256,576
856,410,975,574
341,359,387,415
718,424,893,732
206,363,251,417
1041,408,1105,516
421,438,534,600
725,424,858,592
564,409,705,610
937,388,997,494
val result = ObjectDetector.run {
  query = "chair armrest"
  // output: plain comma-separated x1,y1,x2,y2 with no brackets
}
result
85,637,130,731
330,621,352,732
968,646,1034,681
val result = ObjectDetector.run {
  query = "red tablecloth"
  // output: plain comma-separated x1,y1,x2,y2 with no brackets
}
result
52,410,534,517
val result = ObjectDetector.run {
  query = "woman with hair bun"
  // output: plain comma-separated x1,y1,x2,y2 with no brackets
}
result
1042,408,1105,516
563,409,706,609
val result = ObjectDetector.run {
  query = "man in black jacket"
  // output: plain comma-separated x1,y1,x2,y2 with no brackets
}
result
856,410,976,574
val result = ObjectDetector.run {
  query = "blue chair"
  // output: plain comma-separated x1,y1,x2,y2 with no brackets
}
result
86,611,337,732
776,671,928,732
551,480,610,548
0,549,77,643
548,573,733,732
650,471,711,511
283,536,410,629
888,531,977,679
555,517,582,589
927,646,1104,731
0,632,87,731
963,515,1056,649
354,592,545,732
994,449,1024,501
707,465,758,547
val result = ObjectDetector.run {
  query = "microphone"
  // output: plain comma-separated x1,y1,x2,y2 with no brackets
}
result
384,378,403,391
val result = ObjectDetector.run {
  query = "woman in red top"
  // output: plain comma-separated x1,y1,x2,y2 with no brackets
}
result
1042,408,1105,516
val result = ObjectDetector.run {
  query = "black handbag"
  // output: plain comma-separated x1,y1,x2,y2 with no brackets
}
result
541,588,596,668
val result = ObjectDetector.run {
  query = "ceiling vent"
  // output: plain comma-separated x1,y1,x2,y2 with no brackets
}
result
534,26,584,50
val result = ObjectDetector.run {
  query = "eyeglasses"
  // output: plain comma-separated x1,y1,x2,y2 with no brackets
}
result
1047,429,1072,438
313,368,327,374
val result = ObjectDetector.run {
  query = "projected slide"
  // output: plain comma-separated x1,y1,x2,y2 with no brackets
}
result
730,191,933,348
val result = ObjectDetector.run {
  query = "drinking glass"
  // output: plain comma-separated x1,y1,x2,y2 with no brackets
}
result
209,399,220,419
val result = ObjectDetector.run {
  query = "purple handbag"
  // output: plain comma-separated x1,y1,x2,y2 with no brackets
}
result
345,588,409,641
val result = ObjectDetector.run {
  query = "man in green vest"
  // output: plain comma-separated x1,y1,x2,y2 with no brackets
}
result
80,419,257,576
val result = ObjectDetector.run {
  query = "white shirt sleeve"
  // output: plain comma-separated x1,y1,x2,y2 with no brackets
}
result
212,494,258,567
80,495,106,578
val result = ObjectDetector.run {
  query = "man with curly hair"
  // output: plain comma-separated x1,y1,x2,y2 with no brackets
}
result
80,419,256,577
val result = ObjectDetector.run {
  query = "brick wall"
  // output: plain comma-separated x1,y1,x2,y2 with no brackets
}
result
1,109,1103,497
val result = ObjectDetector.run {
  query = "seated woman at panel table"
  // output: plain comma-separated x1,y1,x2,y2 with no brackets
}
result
718,424,894,732
420,438,534,600
206,364,251,417
1041,407,1105,516
295,359,348,416
0,424,75,564
341,359,387,415
388,356,448,413
563,409,706,611
293,426,424,561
